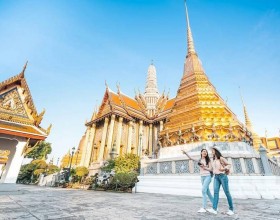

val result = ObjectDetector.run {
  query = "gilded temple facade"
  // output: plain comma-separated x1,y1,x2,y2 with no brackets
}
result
158,7,253,147
0,63,50,183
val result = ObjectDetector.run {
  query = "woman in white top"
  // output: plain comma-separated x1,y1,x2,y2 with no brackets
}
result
182,149,213,213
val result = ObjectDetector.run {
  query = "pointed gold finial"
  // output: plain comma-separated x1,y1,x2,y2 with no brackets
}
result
239,86,252,131
105,80,108,89
20,61,28,78
184,0,196,55
46,124,52,135
34,108,46,126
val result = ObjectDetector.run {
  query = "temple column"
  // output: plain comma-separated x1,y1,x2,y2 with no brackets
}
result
80,124,96,167
138,120,143,156
127,121,133,153
106,114,116,160
80,128,90,166
148,124,153,156
98,117,109,162
2,140,25,183
83,124,96,167
153,125,158,157
160,121,163,132
115,117,123,155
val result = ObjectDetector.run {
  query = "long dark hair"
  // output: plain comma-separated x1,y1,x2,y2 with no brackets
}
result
200,149,210,165
213,148,223,160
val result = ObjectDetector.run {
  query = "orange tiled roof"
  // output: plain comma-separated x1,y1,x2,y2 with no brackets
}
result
163,98,175,111
91,88,174,124
119,93,142,111
0,120,47,140
110,92,122,106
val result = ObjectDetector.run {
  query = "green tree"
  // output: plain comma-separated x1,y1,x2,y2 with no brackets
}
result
17,163,36,184
74,166,89,183
31,159,47,181
114,153,140,174
47,164,60,175
101,159,115,173
26,141,52,160
17,159,60,184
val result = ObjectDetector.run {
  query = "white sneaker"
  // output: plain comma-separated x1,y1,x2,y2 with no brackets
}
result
226,210,234,216
206,208,217,215
197,208,207,213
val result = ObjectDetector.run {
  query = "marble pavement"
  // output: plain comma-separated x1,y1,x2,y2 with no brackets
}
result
0,184,279,220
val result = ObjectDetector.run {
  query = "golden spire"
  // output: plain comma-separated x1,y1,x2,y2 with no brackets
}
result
159,2,252,147
184,0,196,55
239,87,252,131
239,87,262,149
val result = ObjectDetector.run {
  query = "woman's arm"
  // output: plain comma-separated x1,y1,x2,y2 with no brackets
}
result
202,161,213,171
220,157,231,170
181,150,199,162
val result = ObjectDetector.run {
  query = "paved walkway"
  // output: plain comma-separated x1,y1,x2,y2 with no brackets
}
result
0,184,279,220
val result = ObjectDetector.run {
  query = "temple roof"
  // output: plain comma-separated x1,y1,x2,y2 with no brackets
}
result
0,119,46,140
0,63,49,140
87,86,174,125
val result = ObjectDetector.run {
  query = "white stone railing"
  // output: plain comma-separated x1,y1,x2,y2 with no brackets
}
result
143,142,280,176
38,173,57,186
140,155,266,176
141,152,280,176
268,158,280,176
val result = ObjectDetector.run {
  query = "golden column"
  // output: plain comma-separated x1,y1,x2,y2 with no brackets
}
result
127,121,133,153
106,114,116,160
81,123,96,167
98,117,109,162
115,117,123,155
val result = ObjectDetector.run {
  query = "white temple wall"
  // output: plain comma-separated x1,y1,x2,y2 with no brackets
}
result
0,135,26,183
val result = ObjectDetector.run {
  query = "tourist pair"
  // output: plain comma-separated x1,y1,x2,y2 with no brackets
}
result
182,146,235,216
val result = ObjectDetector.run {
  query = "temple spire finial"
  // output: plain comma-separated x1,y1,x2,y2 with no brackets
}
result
116,82,121,94
20,61,28,78
184,0,196,55
239,86,252,131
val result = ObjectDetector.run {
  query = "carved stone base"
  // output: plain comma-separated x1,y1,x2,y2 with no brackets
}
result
88,162,103,176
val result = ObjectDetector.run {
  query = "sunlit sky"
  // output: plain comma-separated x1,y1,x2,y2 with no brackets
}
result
0,0,279,163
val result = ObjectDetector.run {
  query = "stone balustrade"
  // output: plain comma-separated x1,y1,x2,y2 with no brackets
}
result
141,156,268,176
141,148,280,177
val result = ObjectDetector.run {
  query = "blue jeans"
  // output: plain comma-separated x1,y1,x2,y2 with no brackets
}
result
213,174,234,211
201,175,213,208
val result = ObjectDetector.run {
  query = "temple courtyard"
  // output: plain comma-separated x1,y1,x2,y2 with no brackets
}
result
0,184,279,220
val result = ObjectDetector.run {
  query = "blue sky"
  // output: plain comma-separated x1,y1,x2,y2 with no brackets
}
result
0,0,279,162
